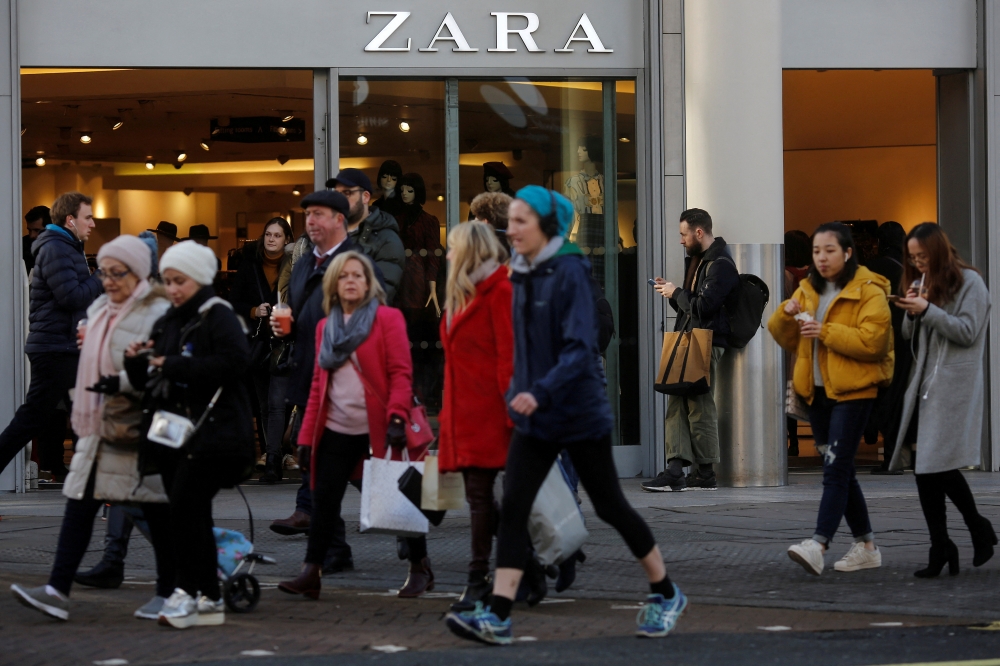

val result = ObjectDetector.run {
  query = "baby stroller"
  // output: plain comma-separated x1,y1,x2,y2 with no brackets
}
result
215,486,275,613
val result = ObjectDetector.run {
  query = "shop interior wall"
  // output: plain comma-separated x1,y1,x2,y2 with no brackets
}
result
783,69,937,235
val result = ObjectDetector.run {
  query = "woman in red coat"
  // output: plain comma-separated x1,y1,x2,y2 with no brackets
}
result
278,251,434,600
438,221,514,612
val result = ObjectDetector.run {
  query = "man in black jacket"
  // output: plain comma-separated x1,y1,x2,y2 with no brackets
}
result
22,206,50,275
0,192,102,480
268,190,384,573
644,208,740,492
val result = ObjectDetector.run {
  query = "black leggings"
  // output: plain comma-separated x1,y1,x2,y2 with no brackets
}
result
306,429,427,565
496,432,656,569
915,469,983,546
48,469,174,598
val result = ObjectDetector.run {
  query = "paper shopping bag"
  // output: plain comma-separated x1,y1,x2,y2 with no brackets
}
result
654,324,713,396
359,451,428,537
421,454,466,511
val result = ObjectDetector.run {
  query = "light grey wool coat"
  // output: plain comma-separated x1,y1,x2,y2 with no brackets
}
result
63,288,171,503
889,269,990,474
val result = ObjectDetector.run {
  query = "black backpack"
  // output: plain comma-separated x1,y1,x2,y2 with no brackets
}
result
715,256,770,349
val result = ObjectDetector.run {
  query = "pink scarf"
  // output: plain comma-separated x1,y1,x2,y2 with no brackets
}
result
71,280,150,438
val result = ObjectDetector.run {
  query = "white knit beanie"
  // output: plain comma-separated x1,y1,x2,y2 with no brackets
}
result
159,240,218,286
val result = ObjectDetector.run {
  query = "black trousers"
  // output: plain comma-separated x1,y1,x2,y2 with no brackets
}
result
915,469,982,546
495,432,656,569
305,429,426,566
0,352,78,475
160,457,226,601
48,469,173,598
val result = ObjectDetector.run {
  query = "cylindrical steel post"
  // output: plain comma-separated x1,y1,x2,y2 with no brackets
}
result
714,243,787,487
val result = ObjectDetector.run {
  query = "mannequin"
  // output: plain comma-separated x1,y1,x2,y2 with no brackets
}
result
394,172,445,409
482,162,516,197
564,135,607,284
371,159,405,216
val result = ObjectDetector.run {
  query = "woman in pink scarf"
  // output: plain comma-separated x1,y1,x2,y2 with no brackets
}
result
11,235,174,623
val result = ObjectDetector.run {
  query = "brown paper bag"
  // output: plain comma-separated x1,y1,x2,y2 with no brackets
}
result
654,326,713,396
420,455,466,511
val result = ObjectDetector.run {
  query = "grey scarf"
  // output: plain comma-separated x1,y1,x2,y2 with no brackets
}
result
318,297,380,370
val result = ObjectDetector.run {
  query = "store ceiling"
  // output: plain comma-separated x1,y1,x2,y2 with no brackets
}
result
20,69,313,167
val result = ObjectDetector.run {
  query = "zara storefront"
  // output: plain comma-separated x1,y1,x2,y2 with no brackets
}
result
0,1,996,492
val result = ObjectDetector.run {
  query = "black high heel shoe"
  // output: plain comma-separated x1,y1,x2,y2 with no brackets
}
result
914,540,960,578
971,517,997,567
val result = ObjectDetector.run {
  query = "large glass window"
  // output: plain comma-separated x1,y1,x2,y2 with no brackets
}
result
339,77,637,447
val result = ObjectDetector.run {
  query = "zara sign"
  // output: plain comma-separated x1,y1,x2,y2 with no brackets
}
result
18,0,644,69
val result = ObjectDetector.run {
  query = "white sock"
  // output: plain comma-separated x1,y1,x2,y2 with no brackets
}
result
44,585,67,601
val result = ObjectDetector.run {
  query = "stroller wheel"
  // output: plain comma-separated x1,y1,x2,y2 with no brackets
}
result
224,573,260,613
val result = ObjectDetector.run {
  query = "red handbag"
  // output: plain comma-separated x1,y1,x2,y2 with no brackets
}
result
351,359,435,452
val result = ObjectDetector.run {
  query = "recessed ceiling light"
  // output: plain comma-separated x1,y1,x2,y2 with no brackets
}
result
199,140,211,151
436,195,444,202
399,121,411,133
281,114,294,122
79,132,92,144
292,186,301,196
112,119,123,130
176,151,187,162
619,136,630,143
35,157,45,167
356,134,368,146
145,158,156,170
277,126,288,136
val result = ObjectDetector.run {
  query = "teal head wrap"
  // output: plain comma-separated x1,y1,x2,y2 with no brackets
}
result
514,185,574,238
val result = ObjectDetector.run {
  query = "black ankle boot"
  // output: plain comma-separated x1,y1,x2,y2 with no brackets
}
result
258,454,283,484
450,571,492,612
971,516,997,567
914,540,959,578
74,560,125,589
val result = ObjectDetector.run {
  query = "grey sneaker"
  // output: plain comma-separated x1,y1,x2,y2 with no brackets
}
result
195,595,225,626
134,595,167,620
11,584,69,621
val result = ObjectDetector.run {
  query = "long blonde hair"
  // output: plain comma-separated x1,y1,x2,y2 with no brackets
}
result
445,221,503,317
322,251,386,314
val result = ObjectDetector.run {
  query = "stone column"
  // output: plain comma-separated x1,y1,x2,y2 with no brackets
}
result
683,0,786,486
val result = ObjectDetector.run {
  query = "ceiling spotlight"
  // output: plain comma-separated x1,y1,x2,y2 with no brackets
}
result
107,117,124,130
356,134,368,146
436,195,444,202
175,151,188,162
79,132,92,144
277,126,288,136
619,136,630,143
35,156,46,167
145,158,156,170
281,114,294,122
199,140,211,151
399,121,411,133
291,186,301,196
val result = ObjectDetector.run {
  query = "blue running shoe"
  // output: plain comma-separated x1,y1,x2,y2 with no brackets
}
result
445,602,513,646
635,585,687,638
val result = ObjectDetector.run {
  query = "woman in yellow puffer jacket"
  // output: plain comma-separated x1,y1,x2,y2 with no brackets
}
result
768,222,893,578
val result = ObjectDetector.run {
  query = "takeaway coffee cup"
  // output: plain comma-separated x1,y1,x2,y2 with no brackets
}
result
272,304,292,336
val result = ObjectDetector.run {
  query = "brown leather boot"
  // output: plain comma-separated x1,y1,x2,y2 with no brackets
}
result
397,557,434,598
278,563,321,599
270,510,310,536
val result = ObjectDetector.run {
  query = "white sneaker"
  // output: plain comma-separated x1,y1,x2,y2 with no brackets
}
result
282,454,299,470
834,542,882,572
195,595,225,626
158,588,198,628
788,538,825,575
255,454,267,471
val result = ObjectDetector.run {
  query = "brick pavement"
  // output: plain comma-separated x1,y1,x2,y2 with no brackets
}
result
2,471,1000,664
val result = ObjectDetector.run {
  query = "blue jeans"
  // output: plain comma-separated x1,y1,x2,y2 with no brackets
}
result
809,387,875,545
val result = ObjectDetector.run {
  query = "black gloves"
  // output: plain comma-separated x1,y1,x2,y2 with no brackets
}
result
86,375,120,395
387,416,407,450
297,445,310,474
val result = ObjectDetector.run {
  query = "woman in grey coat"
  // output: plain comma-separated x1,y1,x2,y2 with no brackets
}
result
891,223,995,577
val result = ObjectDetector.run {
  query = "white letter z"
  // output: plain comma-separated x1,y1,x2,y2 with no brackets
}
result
365,11,412,52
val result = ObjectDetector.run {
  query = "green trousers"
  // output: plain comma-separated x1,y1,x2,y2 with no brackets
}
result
664,346,725,465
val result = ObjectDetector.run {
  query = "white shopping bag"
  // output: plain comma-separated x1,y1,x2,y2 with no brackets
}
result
529,462,588,566
359,450,429,537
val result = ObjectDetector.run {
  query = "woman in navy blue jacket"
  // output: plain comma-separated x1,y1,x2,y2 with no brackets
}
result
445,186,685,645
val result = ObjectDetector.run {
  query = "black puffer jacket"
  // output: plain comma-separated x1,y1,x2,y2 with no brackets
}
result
350,207,405,304
127,287,254,485
27,227,103,354
669,237,741,348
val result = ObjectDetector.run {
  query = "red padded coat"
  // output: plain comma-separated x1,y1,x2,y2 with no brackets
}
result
297,306,416,487
437,267,514,473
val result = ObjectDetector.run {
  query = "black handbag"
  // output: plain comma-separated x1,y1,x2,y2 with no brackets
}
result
247,267,274,370
397,465,446,526
269,339,295,376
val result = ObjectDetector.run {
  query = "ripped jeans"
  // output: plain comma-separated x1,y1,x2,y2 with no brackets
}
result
809,387,875,545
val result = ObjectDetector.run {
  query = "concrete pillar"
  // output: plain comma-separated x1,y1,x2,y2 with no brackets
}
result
0,0,26,492
684,0,787,486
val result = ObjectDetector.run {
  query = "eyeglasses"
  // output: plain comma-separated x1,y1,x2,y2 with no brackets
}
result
96,267,132,282
907,252,929,266
338,187,363,198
